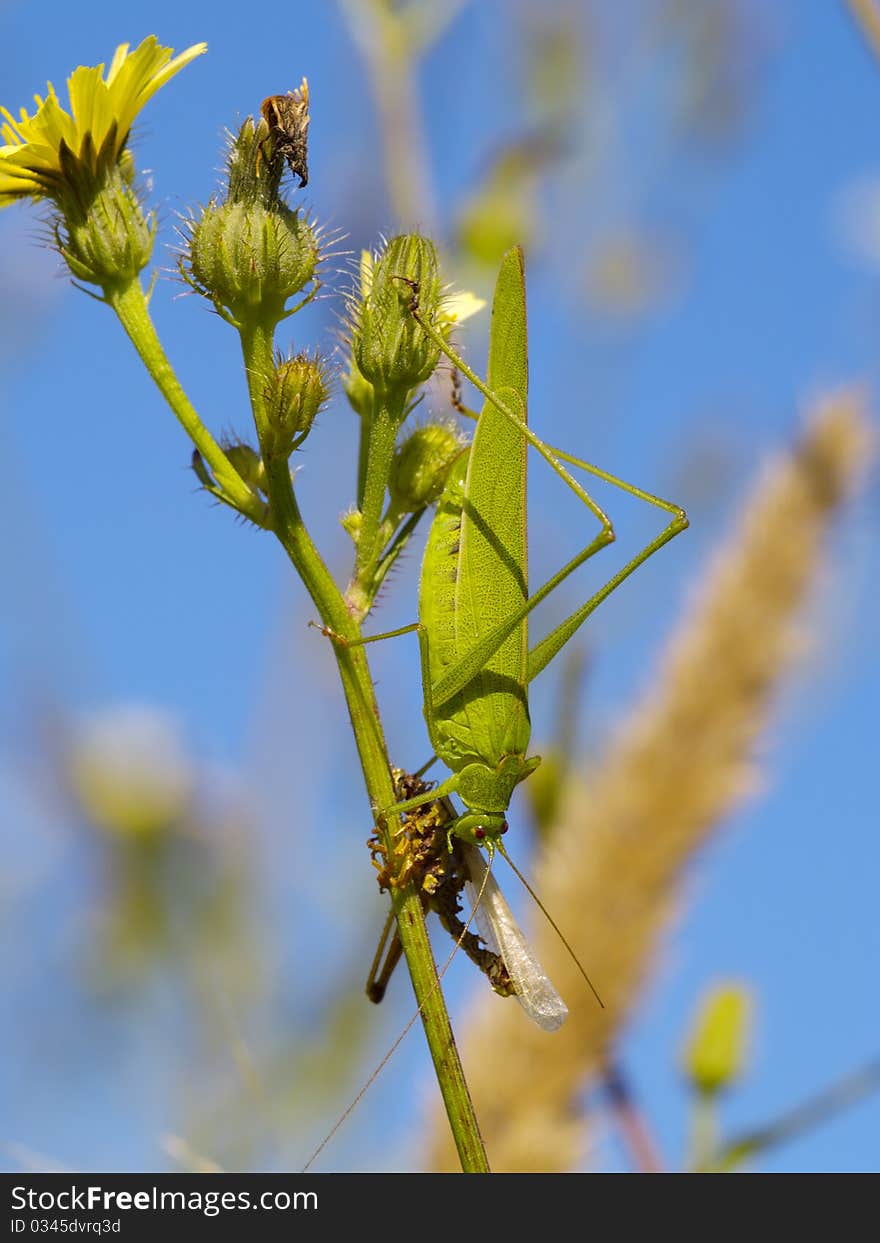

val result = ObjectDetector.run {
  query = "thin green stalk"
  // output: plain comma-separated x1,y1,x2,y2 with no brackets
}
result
707,1058,880,1173
106,280,262,522
239,319,489,1173
355,384,408,588
339,0,437,229
356,405,373,511
688,1092,719,1172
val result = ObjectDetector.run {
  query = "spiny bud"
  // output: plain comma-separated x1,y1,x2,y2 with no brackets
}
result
223,442,267,495
340,508,362,544
186,198,318,325
351,235,444,395
182,113,320,324
263,352,329,459
56,158,155,287
226,116,284,209
191,446,269,527
389,422,463,513
683,983,752,1095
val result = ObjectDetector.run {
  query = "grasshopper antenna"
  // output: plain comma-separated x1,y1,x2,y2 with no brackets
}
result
412,753,439,781
497,840,604,1009
300,856,495,1172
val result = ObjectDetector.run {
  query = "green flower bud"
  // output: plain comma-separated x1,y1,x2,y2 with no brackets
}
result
191,447,270,527
56,159,155,287
223,442,267,495
351,235,444,394
187,198,318,325
389,422,463,512
225,116,284,209
340,508,362,544
262,352,329,459
683,983,752,1095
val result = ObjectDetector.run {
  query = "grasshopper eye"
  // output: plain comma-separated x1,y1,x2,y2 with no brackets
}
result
501,821,509,834
474,827,486,840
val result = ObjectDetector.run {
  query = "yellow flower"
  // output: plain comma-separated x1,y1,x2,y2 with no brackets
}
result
683,982,753,1095
0,36,206,206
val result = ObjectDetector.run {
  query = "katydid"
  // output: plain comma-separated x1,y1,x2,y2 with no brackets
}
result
329,243,687,1002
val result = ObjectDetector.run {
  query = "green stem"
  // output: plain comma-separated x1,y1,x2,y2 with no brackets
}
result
106,279,263,523
688,1091,719,1172
340,0,437,229
239,318,489,1173
356,405,372,511
354,385,407,592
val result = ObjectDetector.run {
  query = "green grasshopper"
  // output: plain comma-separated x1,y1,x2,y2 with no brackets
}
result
328,244,686,1000
335,245,686,831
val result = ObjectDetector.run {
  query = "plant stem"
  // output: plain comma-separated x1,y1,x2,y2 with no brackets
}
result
239,319,490,1172
603,1064,665,1173
106,280,263,522
688,1092,719,1173
339,0,438,229
354,384,407,593
708,1057,880,1173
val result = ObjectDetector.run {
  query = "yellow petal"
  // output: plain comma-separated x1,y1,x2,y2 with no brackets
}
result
359,248,374,298
147,42,208,94
440,289,487,323
106,43,132,85
0,37,207,208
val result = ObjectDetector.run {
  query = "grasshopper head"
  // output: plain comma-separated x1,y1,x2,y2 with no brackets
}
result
452,810,509,848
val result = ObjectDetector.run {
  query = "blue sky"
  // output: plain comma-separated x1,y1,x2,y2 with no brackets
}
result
0,1,878,1173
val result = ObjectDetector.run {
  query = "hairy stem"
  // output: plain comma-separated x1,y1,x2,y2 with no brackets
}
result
239,318,489,1172
354,384,408,600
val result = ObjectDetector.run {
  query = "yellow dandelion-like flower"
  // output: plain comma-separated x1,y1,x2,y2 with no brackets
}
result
0,36,206,206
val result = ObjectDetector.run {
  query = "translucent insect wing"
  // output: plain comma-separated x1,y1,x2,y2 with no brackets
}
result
461,844,568,1032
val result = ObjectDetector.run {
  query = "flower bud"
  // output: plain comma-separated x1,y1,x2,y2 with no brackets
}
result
351,235,444,394
187,198,318,325
57,160,155,287
226,116,284,209
389,422,463,512
191,447,269,527
340,508,362,544
263,352,329,459
683,983,752,1095
223,442,267,495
